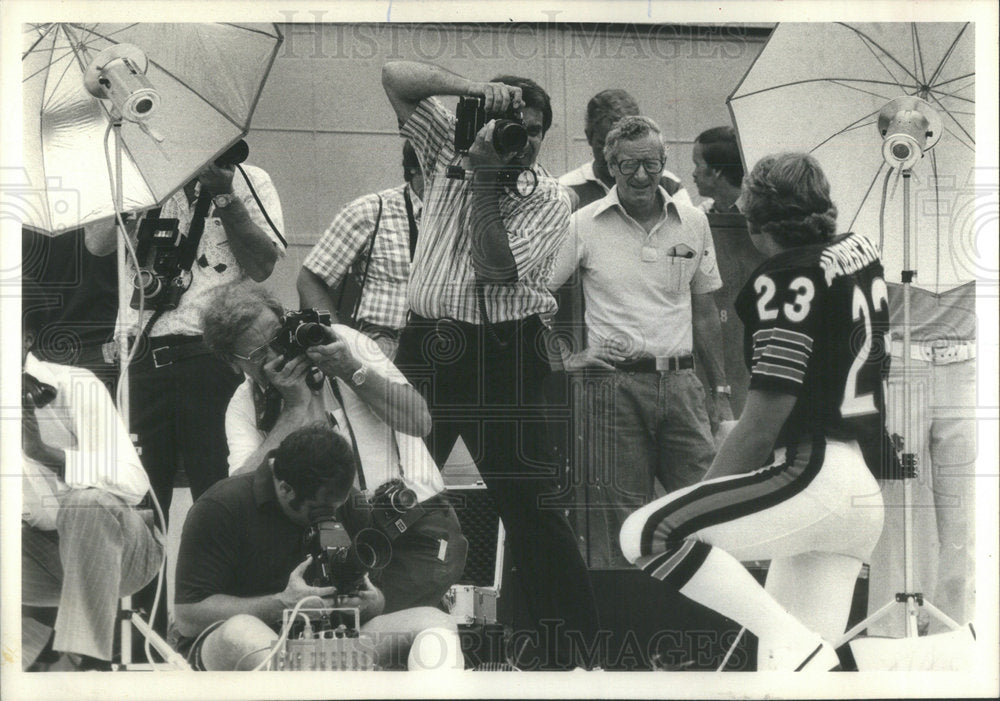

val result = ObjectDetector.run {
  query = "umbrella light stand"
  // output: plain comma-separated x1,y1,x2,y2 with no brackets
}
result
85,45,181,670
838,99,963,644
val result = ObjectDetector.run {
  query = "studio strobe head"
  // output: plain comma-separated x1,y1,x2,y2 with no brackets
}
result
84,43,160,123
877,96,942,171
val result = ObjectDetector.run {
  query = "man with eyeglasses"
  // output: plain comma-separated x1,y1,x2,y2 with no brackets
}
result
559,89,690,213
199,280,467,617
549,115,731,568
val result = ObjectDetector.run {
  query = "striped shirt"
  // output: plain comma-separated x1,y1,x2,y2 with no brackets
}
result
401,98,571,323
303,183,420,331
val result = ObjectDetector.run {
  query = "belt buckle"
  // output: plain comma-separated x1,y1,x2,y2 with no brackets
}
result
655,356,677,372
152,346,172,368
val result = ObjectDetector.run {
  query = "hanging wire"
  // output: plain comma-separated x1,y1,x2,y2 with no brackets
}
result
252,595,329,671
879,165,894,254
102,121,146,374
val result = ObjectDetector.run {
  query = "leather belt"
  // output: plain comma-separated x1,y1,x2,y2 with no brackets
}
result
610,354,694,373
136,335,212,369
891,339,975,365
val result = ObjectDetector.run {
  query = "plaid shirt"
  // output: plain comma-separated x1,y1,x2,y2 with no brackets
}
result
303,183,420,332
401,98,571,324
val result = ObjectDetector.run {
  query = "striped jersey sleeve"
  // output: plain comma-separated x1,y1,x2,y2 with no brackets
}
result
743,265,825,396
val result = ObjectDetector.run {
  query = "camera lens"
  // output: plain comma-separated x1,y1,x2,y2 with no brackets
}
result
133,269,162,297
294,322,327,348
389,487,418,512
492,120,528,156
891,142,911,161
135,98,153,115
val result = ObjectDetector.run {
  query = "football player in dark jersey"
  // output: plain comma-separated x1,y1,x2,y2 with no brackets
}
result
620,152,894,671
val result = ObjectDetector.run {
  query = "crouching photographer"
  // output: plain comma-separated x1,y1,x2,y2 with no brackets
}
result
173,425,461,670
200,280,468,616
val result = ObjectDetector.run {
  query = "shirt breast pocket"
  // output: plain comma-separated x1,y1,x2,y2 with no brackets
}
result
663,254,695,293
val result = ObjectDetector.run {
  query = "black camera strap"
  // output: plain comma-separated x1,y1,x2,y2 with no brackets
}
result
327,376,368,491
402,187,419,261
349,195,383,325
178,188,213,271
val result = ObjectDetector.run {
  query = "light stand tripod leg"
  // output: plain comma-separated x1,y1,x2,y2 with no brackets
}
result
841,170,966,649
837,599,898,647
921,600,963,631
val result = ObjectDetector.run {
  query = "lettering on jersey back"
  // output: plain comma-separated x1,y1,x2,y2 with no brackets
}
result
819,235,881,287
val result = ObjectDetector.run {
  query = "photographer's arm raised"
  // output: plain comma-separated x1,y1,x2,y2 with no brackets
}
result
200,164,278,282
381,60,522,129
469,125,519,282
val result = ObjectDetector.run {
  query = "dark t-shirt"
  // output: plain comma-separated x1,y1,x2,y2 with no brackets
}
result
22,227,118,362
175,463,307,610
735,232,897,478
174,463,371,649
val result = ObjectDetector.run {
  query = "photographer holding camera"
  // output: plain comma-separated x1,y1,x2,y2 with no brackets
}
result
173,424,461,670
381,61,600,669
201,280,467,616
86,150,286,518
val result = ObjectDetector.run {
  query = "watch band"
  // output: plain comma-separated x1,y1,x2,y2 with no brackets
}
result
350,365,369,387
212,193,235,209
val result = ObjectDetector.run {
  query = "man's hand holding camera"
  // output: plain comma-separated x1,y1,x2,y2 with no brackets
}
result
197,163,236,195
304,328,362,383
276,556,338,610
331,574,385,623
263,354,315,410
468,81,523,116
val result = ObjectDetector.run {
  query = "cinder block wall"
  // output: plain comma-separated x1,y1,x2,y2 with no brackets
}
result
245,23,769,306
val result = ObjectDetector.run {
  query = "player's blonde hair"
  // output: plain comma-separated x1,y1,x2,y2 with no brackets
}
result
742,152,838,247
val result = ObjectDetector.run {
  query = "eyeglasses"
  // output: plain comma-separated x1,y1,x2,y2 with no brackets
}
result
232,334,280,364
614,159,665,176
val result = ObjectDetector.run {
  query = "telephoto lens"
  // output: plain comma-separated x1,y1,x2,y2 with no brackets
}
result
492,120,528,156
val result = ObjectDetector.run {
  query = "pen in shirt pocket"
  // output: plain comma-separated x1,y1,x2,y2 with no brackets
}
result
666,246,695,259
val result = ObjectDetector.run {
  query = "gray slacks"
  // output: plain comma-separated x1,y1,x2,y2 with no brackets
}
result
22,489,164,664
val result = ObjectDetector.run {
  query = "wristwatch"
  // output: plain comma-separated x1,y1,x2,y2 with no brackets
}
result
212,192,235,209
350,364,369,387
713,385,732,397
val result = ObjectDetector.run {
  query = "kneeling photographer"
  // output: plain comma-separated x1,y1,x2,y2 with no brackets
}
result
201,280,468,616
173,424,461,670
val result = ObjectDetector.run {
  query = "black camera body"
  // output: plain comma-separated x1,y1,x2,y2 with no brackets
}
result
274,309,332,360
22,373,56,410
130,217,186,311
303,513,392,595
368,479,420,537
448,96,534,191
453,95,528,157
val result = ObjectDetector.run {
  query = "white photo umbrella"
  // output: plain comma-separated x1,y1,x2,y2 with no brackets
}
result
728,22,974,291
728,22,976,644
22,22,283,233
